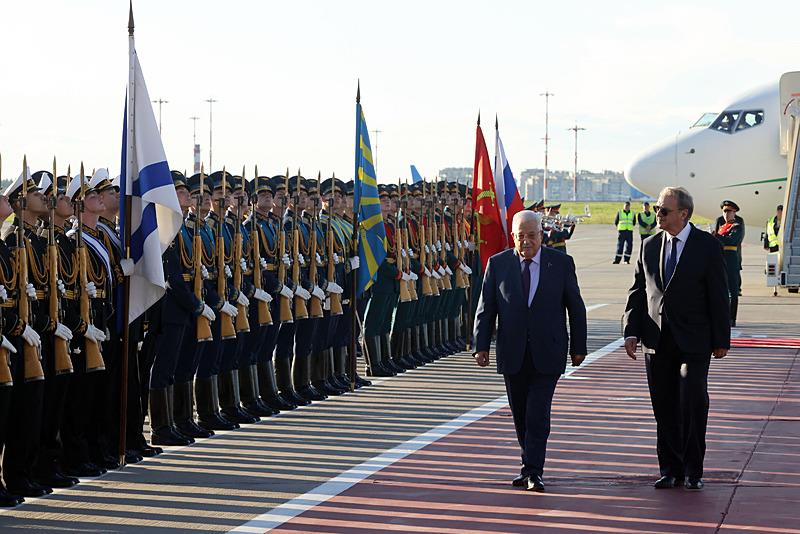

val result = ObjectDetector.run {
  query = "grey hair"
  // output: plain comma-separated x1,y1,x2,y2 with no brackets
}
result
511,210,542,231
659,186,694,219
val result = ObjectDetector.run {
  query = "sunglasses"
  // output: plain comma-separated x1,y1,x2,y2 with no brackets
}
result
654,205,687,216
722,209,735,213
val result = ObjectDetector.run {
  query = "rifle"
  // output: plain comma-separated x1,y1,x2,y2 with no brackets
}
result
397,183,411,303
216,167,237,339
326,175,343,316
77,163,105,373
194,165,213,342
291,171,308,320
426,179,441,296
418,177,433,297
49,158,72,374
252,167,272,326
233,167,250,333
307,172,323,318
438,182,452,291
277,171,293,323
401,182,418,301
0,154,12,386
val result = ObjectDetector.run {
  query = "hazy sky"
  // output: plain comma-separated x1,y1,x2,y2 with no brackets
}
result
0,1,795,182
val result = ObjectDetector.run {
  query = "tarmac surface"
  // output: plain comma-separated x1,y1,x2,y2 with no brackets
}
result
0,224,798,533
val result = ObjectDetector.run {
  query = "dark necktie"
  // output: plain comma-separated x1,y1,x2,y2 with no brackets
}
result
521,259,532,304
664,237,679,286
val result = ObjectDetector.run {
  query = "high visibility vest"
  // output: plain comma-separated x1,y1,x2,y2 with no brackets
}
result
766,216,779,249
638,211,656,235
617,210,634,232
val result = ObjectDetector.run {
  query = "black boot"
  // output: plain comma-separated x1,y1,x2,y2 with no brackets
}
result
150,387,193,446
258,361,296,411
382,333,406,374
174,380,214,438
295,353,326,402
364,335,393,377
220,370,260,424
411,326,433,364
276,356,310,406
240,364,276,416
196,376,239,431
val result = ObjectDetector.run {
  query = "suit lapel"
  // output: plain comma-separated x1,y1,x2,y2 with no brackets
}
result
657,233,665,291
507,251,525,309
531,248,548,309
667,225,694,288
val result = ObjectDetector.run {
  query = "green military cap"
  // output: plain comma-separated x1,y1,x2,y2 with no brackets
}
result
344,180,354,196
287,175,306,195
388,184,400,198
408,182,424,197
208,170,234,191
270,175,288,195
720,199,740,211
320,177,345,197
253,176,274,196
171,170,188,190
187,173,212,195
304,177,319,195
378,184,390,198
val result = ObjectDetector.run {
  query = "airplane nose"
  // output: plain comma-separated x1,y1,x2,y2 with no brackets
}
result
625,140,678,197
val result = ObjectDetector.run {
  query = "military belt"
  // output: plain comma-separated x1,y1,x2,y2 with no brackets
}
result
723,245,737,251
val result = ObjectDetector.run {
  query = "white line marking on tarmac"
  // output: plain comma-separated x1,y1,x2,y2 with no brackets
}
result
229,335,625,533
585,303,608,312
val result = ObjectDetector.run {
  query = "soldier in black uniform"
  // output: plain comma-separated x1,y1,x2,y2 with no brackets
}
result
715,200,745,298
714,200,745,326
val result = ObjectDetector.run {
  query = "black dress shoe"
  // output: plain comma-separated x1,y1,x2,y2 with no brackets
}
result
139,444,163,457
125,450,144,464
355,375,372,388
63,462,103,478
7,480,49,498
654,475,684,489
152,427,193,446
199,413,239,431
35,471,78,489
526,474,545,492
0,486,20,507
365,365,393,377
685,478,704,490
512,474,527,487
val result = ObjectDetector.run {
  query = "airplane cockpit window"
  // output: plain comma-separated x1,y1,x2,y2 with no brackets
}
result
692,112,718,128
736,110,764,130
711,111,740,133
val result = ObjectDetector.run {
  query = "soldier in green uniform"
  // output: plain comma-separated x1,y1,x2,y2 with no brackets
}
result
714,200,744,326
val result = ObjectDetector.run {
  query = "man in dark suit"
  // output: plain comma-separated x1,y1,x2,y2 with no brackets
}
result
624,186,730,491
473,210,587,492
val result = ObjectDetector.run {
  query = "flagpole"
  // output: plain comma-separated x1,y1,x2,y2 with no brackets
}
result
349,80,361,391
119,0,135,467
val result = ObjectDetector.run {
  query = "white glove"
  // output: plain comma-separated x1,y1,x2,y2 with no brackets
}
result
224,265,232,278
23,325,42,347
424,267,432,277
326,282,344,294
279,284,294,300
85,281,97,298
201,304,216,322
407,248,415,258
201,265,210,279
298,254,306,266
424,245,431,253
253,288,272,303
401,272,411,281
445,242,451,252
409,271,419,281
259,257,267,270
0,285,7,302
221,302,238,318
1,335,16,354
348,256,360,270
55,322,73,341
436,240,442,251
120,258,134,276
323,297,331,311
445,266,453,275
432,269,442,280
468,241,476,251
462,240,469,248
294,286,311,300
315,253,322,264
240,258,248,271
312,286,325,301
282,253,291,266
459,263,473,275
57,279,66,296
437,266,446,276
85,324,106,344
333,253,340,264
236,291,250,307
401,248,407,258
26,283,37,299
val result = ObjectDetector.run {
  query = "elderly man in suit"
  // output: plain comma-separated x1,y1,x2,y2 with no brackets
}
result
473,210,587,492
624,186,730,491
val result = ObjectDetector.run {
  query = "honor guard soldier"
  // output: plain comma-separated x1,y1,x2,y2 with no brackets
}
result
613,200,635,264
715,200,745,298
29,170,80,490
543,205,575,254
764,204,782,252
195,170,242,431
1,169,49,499
147,171,208,446
715,200,744,326
637,202,657,241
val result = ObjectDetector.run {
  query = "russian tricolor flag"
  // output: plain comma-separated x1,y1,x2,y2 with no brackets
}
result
493,120,524,246
119,25,183,323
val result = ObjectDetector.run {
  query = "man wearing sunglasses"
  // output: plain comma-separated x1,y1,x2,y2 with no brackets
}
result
623,187,730,492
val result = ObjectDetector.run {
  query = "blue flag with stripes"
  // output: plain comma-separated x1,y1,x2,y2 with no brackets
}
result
354,101,387,296
119,42,183,323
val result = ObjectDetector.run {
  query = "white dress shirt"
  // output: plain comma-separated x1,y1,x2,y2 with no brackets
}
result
518,248,541,306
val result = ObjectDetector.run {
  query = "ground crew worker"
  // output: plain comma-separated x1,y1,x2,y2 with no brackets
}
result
613,200,635,264
764,205,782,252
637,201,656,241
